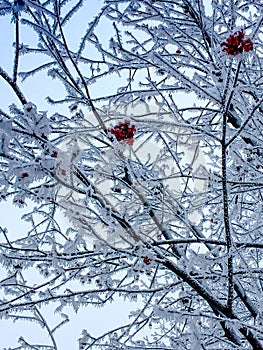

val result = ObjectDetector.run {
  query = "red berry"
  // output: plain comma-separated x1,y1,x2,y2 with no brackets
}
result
20,172,29,178
143,256,151,265
242,38,253,52
51,150,58,158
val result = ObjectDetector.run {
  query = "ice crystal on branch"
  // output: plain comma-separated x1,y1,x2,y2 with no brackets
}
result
0,0,263,349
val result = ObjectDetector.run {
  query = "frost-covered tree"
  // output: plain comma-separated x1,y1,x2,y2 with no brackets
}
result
0,0,263,349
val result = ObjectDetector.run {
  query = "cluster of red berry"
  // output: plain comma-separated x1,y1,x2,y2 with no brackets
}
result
20,172,29,179
108,120,136,145
221,30,253,56
51,150,58,158
143,256,151,265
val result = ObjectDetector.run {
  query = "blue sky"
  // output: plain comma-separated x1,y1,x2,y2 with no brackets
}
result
0,1,137,348
0,1,213,347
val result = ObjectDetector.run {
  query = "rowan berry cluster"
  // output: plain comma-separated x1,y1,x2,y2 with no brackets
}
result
221,30,253,56
20,172,29,179
51,150,58,158
108,120,136,144
143,256,151,265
